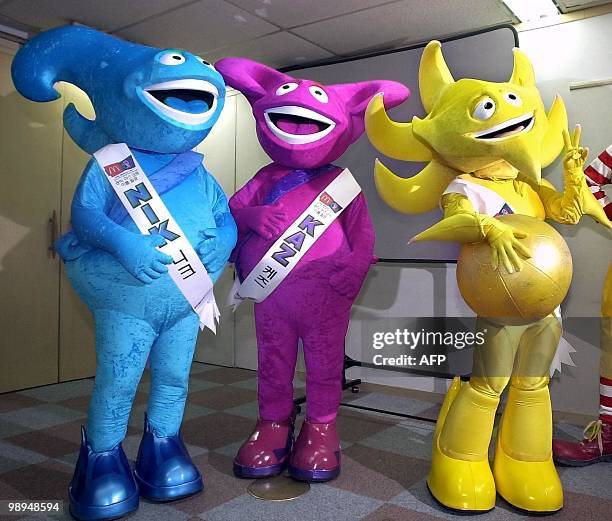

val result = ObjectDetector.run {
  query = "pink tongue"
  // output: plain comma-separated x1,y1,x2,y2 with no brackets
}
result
275,116,321,135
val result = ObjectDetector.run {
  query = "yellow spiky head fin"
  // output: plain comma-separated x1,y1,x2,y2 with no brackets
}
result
365,41,567,214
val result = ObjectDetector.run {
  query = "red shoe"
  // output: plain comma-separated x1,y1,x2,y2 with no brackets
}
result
553,419,612,467
288,419,341,482
233,411,296,479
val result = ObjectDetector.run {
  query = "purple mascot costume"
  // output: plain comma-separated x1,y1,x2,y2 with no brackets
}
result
216,58,408,482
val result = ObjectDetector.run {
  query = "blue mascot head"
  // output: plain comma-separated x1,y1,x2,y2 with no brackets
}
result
11,25,226,154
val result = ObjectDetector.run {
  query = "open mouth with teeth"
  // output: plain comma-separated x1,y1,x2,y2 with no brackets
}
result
142,79,218,126
472,112,535,140
264,106,336,145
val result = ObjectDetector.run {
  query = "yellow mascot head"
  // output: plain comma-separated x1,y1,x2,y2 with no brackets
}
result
366,40,568,214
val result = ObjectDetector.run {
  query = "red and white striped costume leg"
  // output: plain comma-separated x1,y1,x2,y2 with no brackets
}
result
553,265,612,466
600,376,612,424
584,145,612,220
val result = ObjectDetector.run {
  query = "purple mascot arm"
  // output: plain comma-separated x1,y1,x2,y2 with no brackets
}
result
229,166,288,241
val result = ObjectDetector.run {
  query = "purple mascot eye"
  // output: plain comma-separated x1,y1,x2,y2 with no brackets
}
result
309,86,328,103
276,82,299,95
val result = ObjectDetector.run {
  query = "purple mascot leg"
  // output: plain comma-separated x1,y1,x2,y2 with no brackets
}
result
233,298,298,478
287,302,350,481
255,299,299,422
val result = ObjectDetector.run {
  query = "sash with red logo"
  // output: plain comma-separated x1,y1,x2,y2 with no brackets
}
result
94,143,219,332
228,168,361,308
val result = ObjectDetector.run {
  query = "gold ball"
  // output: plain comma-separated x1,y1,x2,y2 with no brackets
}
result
457,214,573,325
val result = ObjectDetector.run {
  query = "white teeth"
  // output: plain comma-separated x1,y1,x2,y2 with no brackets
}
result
472,112,535,139
142,79,218,126
264,105,336,145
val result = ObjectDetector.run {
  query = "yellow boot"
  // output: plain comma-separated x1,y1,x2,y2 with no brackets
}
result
493,384,563,513
427,377,498,512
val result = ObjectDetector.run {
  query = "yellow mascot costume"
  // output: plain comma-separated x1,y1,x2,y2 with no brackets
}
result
365,40,611,513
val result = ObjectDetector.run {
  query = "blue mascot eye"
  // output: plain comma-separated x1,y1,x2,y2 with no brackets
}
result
160,52,186,65
197,56,213,67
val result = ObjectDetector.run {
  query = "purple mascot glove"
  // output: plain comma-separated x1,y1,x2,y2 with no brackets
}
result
233,202,288,240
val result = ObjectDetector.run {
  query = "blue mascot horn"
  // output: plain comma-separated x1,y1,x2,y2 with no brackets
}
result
12,25,226,154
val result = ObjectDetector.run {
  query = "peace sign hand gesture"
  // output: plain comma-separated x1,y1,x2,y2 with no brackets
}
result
556,124,611,228
562,124,589,172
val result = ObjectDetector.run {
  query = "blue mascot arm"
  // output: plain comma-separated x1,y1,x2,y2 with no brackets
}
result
196,168,237,282
72,159,174,284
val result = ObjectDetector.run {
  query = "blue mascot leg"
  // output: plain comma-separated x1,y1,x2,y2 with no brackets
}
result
70,309,156,521
134,312,203,501
87,309,156,450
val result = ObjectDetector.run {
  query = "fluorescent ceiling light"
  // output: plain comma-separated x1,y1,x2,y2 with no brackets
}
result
502,0,560,22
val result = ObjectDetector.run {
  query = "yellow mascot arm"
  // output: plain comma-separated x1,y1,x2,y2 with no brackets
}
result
538,126,611,228
412,194,532,273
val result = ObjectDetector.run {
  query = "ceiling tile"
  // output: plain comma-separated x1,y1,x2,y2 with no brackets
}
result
202,31,333,68
292,0,515,55
556,0,612,12
228,0,393,28
116,0,278,52
0,0,189,32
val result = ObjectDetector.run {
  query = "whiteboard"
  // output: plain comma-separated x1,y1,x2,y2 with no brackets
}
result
286,26,518,261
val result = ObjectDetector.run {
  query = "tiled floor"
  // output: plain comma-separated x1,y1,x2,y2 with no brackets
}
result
0,363,610,520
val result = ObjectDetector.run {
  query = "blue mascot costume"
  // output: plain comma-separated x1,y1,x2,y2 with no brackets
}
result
11,26,237,520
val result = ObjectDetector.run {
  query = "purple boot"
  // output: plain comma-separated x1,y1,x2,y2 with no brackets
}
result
288,419,341,482
233,412,295,478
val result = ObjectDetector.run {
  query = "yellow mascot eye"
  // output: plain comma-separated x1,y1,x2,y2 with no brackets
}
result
473,97,496,120
504,92,522,106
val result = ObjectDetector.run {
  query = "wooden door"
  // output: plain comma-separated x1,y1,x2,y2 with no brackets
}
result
0,43,62,392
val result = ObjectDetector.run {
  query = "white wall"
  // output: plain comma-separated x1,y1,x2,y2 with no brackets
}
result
519,14,612,415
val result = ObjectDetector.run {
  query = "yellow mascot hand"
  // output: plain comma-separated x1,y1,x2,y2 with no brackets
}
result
484,217,532,274
562,125,588,172
559,125,612,228
411,193,532,273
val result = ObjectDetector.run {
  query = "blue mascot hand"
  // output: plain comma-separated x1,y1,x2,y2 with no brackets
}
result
197,228,232,275
114,234,173,284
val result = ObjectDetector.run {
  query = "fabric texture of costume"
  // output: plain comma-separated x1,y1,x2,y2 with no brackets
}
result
215,57,408,482
12,25,236,519
365,40,611,513
584,145,612,219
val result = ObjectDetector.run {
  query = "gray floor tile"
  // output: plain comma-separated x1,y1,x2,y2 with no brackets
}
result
358,422,433,460
0,404,85,430
20,379,94,403
224,401,259,420
0,440,47,471
560,462,612,500
205,485,383,521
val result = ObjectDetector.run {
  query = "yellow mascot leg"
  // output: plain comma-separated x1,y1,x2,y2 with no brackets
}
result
493,316,563,513
428,319,517,512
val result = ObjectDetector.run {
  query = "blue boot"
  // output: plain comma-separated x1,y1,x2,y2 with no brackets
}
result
134,415,203,501
69,427,139,521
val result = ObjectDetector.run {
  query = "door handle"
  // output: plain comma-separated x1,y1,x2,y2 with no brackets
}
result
48,210,58,259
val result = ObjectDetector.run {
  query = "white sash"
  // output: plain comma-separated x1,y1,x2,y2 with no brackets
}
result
94,143,219,332
229,168,361,308
443,178,514,217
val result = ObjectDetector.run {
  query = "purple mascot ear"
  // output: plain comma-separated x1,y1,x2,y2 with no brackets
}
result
215,57,295,106
329,81,410,142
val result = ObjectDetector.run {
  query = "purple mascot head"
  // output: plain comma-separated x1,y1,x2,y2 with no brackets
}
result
215,58,409,169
